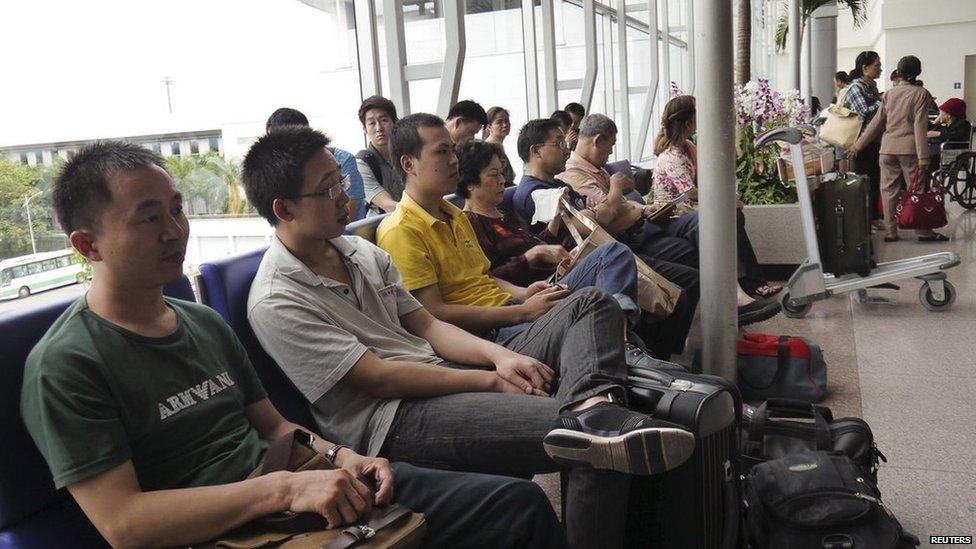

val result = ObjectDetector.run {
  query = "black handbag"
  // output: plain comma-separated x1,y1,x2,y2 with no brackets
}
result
744,451,918,549
741,399,886,484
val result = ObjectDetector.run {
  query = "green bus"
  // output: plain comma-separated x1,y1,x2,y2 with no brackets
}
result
0,249,87,300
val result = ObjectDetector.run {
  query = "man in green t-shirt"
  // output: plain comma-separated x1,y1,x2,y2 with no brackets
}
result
19,141,566,548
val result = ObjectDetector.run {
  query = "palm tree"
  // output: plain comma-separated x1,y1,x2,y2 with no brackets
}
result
196,153,251,215
775,0,867,52
735,0,752,85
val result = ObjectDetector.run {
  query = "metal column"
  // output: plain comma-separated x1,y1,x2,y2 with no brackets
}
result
616,0,631,159
522,0,541,119
787,0,801,91
383,0,409,114
634,0,660,161
686,0,695,94
811,3,838,108
660,0,671,101
802,17,813,105
437,0,467,116
693,0,738,380
541,0,559,113
353,0,381,98
580,0,598,112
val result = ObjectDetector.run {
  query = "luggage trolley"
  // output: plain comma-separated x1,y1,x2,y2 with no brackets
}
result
754,126,961,318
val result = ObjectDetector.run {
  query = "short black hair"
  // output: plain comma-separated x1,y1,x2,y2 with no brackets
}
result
564,102,585,119
456,140,505,199
834,71,851,84
265,107,309,132
358,95,398,126
550,110,573,128
241,126,330,226
517,118,561,162
447,99,488,127
53,140,166,234
389,113,446,179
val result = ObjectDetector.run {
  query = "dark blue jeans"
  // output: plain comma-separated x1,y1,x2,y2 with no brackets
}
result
493,242,639,342
656,210,769,293
391,462,568,548
555,241,639,324
385,289,632,548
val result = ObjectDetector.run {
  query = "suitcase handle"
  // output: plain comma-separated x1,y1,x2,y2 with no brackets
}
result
748,400,833,450
627,365,676,385
834,200,845,252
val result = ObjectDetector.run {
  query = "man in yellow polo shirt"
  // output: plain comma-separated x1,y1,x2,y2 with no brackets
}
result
376,119,570,340
376,113,695,548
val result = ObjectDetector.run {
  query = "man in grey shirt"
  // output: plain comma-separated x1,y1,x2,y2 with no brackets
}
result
356,95,405,216
242,125,695,549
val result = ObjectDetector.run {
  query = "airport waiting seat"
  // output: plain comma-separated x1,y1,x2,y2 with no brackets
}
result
197,249,318,431
501,185,517,215
0,277,196,548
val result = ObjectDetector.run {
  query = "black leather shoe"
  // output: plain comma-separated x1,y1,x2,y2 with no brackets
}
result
737,297,781,326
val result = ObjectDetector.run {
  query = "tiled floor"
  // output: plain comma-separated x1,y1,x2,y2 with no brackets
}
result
848,205,976,543
539,205,976,544
725,203,976,544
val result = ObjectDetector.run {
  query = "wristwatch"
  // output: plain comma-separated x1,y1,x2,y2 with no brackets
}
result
326,443,349,465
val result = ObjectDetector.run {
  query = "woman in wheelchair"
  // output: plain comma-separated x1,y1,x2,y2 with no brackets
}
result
927,98,971,165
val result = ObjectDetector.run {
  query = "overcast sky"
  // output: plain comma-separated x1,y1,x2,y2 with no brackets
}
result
0,0,357,147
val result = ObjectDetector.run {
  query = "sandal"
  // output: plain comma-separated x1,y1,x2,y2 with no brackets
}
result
918,233,949,242
753,284,784,299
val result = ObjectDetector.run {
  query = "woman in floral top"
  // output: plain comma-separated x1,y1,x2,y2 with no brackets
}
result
652,95,781,298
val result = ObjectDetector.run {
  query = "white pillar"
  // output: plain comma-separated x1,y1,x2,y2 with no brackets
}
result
811,3,838,106
693,0,738,380
787,0,801,91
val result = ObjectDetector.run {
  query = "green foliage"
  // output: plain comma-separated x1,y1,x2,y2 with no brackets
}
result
166,152,251,215
775,0,867,52
0,158,59,260
735,125,798,205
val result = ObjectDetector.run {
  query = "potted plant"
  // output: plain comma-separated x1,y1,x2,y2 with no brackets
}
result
733,79,810,265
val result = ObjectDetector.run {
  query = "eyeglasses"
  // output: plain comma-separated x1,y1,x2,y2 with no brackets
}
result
539,140,569,151
291,175,350,200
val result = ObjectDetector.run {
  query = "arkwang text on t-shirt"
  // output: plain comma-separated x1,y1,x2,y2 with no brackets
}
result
158,372,237,420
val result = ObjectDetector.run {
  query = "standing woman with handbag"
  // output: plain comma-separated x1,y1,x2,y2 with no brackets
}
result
843,51,885,226
848,56,948,242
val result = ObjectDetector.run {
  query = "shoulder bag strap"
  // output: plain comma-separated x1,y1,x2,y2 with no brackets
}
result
357,149,385,188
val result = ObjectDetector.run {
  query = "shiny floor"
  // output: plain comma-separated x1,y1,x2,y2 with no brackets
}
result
541,204,976,544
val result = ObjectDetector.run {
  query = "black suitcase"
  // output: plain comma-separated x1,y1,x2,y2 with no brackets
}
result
741,399,886,484
625,350,741,549
813,174,874,276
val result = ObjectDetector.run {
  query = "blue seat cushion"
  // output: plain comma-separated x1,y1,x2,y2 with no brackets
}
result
198,249,318,431
0,499,107,549
0,277,193,544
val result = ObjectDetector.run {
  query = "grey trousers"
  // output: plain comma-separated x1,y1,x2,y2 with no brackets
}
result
380,288,632,549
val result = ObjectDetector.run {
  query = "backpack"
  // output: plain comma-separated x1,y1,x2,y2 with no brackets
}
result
357,148,385,189
744,451,918,549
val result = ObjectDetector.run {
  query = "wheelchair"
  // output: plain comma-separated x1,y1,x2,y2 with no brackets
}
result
933,126,976,210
